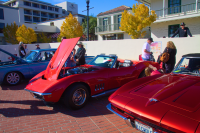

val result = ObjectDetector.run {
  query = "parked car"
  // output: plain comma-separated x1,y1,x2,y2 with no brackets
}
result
0,48,57,85
24,37,159,109
107,53,200,133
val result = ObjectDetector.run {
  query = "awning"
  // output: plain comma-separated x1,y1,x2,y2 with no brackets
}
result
51,33,60,38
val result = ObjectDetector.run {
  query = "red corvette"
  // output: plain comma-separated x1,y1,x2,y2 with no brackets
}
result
24,37,159,109
107,53,200,133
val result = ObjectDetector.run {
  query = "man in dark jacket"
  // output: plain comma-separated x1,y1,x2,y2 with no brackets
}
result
75,41,86,66
172,22,192,38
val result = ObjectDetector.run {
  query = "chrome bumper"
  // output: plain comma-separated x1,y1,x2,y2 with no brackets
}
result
24,88,52,100
106,103,132,127
106,103,128,120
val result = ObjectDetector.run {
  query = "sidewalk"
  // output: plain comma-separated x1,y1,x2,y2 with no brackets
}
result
0,81,140,133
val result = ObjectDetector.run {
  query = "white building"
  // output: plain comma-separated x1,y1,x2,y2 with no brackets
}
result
137,0,200,38
0,0,85,45
95,5,151,41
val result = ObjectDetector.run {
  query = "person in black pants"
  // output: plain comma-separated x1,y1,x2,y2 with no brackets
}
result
162,41,177,73
18,42,26,58
172,22,192,38
75,41,86,66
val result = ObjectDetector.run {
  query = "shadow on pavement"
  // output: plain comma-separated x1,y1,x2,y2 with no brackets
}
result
0,96,112,118
0,79,29,91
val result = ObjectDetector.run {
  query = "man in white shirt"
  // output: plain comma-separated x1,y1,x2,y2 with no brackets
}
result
142,38,153,61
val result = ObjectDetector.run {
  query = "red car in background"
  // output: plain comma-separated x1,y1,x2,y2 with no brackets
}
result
25,37,159,109
107,53,200,133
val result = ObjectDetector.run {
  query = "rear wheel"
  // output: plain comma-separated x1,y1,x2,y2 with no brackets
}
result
5,72,22,85
62,84,89,110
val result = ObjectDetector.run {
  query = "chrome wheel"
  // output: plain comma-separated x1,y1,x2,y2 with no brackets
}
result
6,72,21,85
72,88,86,106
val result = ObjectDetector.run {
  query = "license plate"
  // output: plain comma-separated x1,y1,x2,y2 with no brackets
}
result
135,120,153,133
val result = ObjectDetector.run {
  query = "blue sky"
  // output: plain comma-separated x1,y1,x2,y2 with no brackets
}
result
2,0,137,16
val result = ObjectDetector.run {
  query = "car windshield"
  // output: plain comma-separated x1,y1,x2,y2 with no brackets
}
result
23,51,38,62
173,57,200,76
88,56,116,68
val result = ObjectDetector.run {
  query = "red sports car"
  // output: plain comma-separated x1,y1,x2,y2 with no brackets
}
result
107,53,200,133
24,37,159,109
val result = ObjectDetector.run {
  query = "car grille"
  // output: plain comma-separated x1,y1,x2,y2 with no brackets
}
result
111,104,174,133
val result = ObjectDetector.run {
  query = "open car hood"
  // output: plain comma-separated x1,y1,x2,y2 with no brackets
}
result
0,48,22,61
44,37,80,80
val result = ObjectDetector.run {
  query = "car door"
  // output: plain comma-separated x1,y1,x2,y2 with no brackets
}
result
107,65,138,90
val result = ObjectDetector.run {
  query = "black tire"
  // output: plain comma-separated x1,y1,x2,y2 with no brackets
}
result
62,84,89,110
5,72,22,85
138,70,146,78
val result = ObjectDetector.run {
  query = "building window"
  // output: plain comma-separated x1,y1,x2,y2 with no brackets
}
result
55,8,59,12
0,9,4,20
48,7,53,11
24,16,32,22
41,12,47,17
49,14,54,18
168,24,180,37
0,23,4,33
24,1,31,6
62,10,65,14
118,15,122,23
117,34,124,39
41,18,47,22
55,14,58,18
41,5,47,10
24,9,32,15
50,22,54,26
12,1,16,6
168,0,181,14
32,3,39,8
103,17,108,31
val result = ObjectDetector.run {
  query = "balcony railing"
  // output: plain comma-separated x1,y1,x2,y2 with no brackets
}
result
95,23,121,33
25,18,32,22
24,11,32,15
33,12,40,16
41,14,48,17
155,2,200,20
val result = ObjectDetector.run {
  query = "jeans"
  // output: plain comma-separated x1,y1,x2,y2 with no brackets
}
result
142,57,150,61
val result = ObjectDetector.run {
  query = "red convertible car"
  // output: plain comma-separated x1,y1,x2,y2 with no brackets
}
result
25,37,159,109
107,53,200,133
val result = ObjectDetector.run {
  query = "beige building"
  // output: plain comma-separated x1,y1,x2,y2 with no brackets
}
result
95,5,151,41
137,0,200,38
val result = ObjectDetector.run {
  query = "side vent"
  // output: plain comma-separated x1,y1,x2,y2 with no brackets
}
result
95,83,105,91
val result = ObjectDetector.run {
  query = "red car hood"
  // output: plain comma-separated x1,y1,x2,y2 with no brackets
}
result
44,37,80,80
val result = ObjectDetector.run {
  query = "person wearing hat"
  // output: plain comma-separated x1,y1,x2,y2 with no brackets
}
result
141,38,153,61
35,44,40,49
18,41,26,58
75,41,86,66
171,22,192,38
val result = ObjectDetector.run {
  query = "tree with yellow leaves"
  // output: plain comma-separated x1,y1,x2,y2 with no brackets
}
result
57,13,83,42
16,24,37,44
120,4,157,39
38,32,51,43
3,22,19,44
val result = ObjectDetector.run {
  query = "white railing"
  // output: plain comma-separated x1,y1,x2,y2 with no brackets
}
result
95,23,121,33
155,2,199,19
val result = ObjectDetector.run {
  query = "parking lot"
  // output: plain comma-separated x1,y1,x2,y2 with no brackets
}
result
0,81,140,133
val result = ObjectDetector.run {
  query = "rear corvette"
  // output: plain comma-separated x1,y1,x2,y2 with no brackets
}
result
25,37,159,109
107,53,200,133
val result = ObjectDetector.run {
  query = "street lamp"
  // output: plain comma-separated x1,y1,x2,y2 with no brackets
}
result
86,0,90,41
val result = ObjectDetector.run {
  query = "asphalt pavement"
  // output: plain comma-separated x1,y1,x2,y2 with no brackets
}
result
0,81,141,133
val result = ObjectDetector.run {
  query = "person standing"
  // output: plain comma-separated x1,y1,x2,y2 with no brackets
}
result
18,42,26,58
35,44,40,49
24,44,28,54
141,38,153,61
171,22,192,38
162,41,177,73
75,42,86,66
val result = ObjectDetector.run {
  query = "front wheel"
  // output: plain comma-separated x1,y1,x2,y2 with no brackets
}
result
62,84,89,110
5,72,22,85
